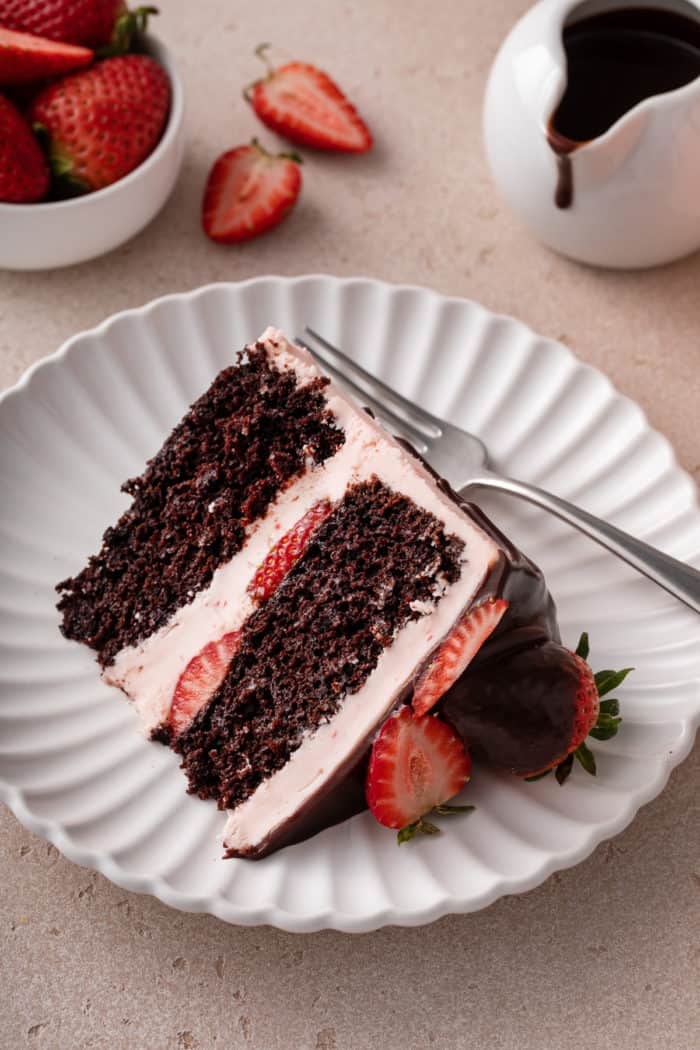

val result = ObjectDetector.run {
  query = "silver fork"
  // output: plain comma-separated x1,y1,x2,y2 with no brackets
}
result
298,327,700,615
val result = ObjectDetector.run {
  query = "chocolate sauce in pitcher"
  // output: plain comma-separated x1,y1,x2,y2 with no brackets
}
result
548,5,700,208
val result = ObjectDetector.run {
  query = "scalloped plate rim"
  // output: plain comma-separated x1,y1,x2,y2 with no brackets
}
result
0,275,698,934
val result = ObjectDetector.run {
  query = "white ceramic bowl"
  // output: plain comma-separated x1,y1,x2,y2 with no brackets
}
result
0,35,185,271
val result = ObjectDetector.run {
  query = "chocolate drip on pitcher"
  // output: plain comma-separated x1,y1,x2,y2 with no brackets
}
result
548,5,700,209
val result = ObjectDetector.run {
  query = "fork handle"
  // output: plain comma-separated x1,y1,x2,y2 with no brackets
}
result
462,474,700,614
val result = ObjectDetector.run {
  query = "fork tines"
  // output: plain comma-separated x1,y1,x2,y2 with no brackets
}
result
296,327,442,452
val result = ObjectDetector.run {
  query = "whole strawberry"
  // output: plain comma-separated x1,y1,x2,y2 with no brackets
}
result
0,1,157,50
0,91,49,201
30,54,170,192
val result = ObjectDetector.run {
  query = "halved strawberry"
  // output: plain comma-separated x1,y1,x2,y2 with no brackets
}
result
412,598,508,716
248,499,332,602
202,139,302,244
168,630,241,736
0,27,93,85
366,706,472,843
246,45,372,153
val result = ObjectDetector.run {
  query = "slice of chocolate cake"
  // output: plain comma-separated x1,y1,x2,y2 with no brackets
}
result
57,328,561,859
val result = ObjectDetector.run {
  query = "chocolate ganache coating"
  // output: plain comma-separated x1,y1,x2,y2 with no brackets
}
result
391,446,576,778
439,641,580,776
435,492,578,775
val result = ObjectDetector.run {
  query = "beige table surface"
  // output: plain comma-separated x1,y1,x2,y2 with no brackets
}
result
2,1,699,1047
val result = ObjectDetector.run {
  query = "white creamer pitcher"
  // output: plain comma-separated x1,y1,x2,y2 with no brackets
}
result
483,0,700,268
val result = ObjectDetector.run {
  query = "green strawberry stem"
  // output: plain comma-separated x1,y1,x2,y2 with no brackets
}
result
243,44,276,101
250,137,303,165
397,804,475,845
526,633,633,786
31,123,90,197
255,42,275,74
97,5,160,58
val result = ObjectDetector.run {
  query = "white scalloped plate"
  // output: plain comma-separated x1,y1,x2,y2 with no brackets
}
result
1,277,698,933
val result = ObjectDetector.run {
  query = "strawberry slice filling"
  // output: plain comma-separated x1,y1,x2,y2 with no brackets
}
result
168,630,242,736
168,501,333,734
411,598,509,716
247,498,333,602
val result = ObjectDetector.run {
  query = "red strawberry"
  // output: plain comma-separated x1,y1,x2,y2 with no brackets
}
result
412,598,508,716
0,26,92,84
439,632,630,784
248,500,332,601
246,45,372,153
0,1,157,50
366,706,472,842
29,54,170,192
168,630,241,736
202,139,302,244
0,91,49,201
520,634,630,783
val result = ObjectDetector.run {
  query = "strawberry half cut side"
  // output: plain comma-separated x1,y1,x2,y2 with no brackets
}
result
247,499,332,602
366,706,473,844
247,45,372,153
202,139,302,244
168,630,241,736
412,598,509,716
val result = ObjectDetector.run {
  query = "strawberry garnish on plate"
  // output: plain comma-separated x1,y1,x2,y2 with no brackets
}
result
412,598,508,716
202,139,302,244
0,91,49,201
0,27,92,85
0,1,158,50
366,706,473,844
168,630,241,736
524,632,632,784
248,499,332,602
245,44,372,153
29,53,170,193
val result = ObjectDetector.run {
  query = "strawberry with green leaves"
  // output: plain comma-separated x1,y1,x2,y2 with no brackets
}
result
29,53,170,193
438,630,631,785
523,632,630,784
202,139,302,244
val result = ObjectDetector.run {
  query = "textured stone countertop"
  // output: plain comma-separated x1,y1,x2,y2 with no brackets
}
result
1,1,699,1048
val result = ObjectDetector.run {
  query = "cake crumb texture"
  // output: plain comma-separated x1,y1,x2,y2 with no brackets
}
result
176,478,465,809
56,344,345,666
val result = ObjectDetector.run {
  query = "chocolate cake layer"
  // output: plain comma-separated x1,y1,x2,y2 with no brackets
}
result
175,478,465,810
56,343,344,666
